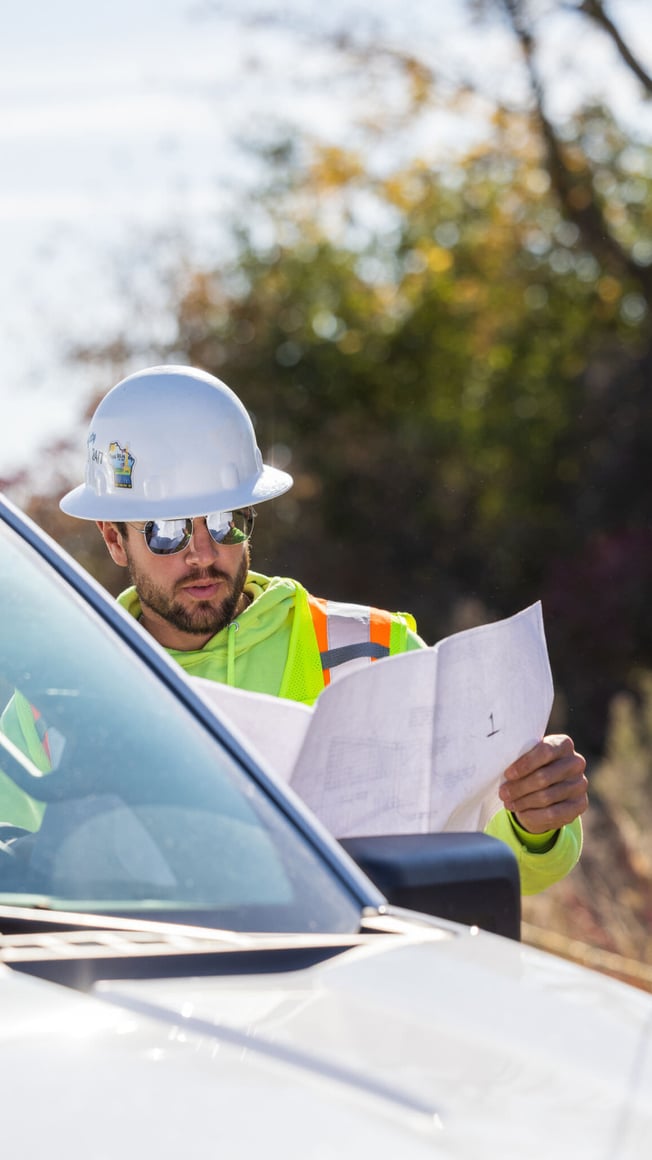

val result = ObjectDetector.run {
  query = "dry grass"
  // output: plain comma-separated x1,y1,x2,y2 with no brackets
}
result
523,678,652,992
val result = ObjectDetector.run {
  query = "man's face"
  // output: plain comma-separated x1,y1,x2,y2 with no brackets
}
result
105,517,251,650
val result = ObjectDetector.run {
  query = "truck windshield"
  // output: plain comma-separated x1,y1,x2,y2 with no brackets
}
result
0,520,362,934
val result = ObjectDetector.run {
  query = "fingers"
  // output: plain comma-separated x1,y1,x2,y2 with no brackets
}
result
506,776,589,834
503,734,577,782
499,734,589,835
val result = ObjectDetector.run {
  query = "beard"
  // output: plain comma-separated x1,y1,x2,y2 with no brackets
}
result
126,547,250,639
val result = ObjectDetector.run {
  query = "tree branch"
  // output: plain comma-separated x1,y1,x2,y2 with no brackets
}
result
578,0,652,96
499,0,652,298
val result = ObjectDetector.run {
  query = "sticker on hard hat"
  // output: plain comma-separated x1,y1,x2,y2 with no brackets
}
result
108,441,135,489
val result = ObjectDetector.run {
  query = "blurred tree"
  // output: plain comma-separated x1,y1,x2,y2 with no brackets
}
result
475,0,652,740
24,0,652,753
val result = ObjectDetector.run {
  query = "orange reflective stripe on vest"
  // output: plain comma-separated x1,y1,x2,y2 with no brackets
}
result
307,595,394,687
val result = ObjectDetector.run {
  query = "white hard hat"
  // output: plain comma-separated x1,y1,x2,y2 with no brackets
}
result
60,365,293,520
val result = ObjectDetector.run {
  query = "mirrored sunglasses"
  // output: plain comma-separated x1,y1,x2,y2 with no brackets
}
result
133,508,255,556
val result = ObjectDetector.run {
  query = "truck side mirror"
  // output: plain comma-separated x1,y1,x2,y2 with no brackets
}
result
340,831,521,940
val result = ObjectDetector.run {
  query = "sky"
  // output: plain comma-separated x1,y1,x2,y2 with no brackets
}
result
1,0,650,485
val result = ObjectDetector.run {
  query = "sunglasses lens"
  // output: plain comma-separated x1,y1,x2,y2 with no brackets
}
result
144,518,192,555
206,508,255,545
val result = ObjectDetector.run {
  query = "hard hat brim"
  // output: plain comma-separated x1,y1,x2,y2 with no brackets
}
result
60,464,293,521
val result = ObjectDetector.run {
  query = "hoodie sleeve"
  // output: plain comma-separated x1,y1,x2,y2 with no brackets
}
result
485,810,583,895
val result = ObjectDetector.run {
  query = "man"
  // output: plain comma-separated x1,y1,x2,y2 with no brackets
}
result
60,364,588,894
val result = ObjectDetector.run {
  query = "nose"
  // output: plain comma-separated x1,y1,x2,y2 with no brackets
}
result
184,518,220,565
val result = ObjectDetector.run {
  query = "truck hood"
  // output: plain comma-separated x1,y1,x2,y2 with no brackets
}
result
1,921,651,1159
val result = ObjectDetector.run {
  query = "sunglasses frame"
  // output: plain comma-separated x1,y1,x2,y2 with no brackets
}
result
129,507,256,556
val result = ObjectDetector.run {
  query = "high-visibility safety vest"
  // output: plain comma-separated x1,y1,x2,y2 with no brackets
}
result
278,585,417,706
308,596,416,686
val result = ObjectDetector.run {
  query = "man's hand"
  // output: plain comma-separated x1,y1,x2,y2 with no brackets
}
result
498,734,588,835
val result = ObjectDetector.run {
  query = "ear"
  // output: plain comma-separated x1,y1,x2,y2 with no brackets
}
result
97,521,129,567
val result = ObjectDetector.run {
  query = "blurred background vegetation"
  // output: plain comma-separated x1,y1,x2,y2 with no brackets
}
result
6,0,652,984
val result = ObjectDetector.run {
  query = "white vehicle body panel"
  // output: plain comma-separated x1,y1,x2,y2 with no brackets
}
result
3,924,651,1160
